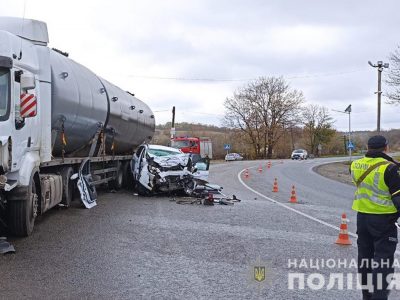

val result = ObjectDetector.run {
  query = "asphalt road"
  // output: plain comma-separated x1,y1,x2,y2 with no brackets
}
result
1,158,400,299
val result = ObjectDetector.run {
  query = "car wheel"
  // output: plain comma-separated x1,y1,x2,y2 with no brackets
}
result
136,183,153,196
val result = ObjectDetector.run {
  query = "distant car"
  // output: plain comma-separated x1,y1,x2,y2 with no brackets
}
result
225,153,244,161
291,149,308,160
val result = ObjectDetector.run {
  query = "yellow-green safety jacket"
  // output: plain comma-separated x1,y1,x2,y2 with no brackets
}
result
351,156,397,214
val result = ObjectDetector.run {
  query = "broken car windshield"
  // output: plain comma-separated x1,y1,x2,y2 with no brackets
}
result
148,148,182,156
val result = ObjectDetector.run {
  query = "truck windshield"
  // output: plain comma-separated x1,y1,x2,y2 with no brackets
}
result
171,140,190,148
0,68,10,121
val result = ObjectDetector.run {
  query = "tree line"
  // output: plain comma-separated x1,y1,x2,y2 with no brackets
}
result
223,76,335,159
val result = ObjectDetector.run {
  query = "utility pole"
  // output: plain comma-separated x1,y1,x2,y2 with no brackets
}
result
170,106,176,139
368,61,389,132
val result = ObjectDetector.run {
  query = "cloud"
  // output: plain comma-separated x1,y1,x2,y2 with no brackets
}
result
1,0,400,132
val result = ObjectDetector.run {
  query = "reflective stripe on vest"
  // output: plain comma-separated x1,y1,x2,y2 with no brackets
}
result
351,157,396,214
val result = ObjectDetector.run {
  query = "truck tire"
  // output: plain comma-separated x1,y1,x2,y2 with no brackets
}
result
8,172,39,237
0,192,7,234
109,162,123,190
60,167,74,207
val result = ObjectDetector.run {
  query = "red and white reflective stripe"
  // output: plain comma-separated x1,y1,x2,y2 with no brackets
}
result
20,93,37,117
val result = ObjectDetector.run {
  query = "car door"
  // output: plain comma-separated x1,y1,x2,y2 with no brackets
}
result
132,145,145,180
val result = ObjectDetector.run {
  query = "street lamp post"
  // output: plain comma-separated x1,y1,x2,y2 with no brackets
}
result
333,104,352,162
368,61,389,132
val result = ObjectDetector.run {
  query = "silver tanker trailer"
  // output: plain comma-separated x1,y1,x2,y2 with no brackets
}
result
0,17,155,236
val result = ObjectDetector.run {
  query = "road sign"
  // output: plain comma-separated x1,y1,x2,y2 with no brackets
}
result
224,144,231,150
347,141,355,150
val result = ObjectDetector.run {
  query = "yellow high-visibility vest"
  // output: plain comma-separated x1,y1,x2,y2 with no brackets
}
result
351,157,397,214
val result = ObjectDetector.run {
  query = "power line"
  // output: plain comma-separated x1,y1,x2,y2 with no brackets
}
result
128,68,365,82
129,75,245,82
153,109,223,117
182,111,224,116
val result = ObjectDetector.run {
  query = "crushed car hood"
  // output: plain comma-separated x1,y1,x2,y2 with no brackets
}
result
151,154,191,168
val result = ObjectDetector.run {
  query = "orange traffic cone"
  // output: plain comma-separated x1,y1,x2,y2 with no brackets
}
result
258,165,263,173
272,178,279,192
244,169,249,179
267,161,271,169
335,213,352,245
289,185,297,203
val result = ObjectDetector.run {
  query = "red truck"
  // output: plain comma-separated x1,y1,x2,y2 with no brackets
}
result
171,137,213,159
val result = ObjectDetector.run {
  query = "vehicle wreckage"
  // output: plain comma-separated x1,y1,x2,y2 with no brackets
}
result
70,144,239,209
131,144,239,204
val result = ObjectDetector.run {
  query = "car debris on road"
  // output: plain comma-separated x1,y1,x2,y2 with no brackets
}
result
172,180,241,206
0,237,15,254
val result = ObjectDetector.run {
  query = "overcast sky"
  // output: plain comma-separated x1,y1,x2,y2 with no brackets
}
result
1,0,400,131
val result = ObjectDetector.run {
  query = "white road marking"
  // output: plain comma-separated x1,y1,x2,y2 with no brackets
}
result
238,166,400,256
238,166,357,237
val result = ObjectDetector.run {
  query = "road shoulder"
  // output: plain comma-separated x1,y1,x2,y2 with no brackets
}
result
314,161,353,186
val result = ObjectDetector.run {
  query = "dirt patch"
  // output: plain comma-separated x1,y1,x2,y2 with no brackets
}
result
314,162,354,186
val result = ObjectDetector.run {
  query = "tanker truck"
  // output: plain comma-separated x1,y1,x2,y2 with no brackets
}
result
0,17,155,236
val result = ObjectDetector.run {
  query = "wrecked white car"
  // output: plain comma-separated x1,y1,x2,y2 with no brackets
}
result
132,144,209,196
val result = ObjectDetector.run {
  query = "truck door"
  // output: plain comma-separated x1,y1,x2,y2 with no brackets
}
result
11,70,39,172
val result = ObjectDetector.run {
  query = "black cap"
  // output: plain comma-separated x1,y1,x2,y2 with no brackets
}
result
367,135,388,149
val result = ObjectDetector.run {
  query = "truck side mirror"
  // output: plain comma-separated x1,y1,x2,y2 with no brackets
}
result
20,72,36,90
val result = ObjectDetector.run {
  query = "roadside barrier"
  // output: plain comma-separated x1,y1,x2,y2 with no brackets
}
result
272,178,279,192
289,185,297,203
335,213,352,245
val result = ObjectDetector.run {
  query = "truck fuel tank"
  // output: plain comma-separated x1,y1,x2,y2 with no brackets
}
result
50,50,155,156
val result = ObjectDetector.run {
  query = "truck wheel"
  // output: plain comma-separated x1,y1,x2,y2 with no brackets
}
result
8,172,39,237
60,167,74,207
0,193,7,234
109,162,123,190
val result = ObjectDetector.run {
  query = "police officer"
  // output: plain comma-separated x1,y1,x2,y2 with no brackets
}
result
351,135,400,300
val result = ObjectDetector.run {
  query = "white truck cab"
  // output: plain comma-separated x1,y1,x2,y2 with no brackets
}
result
0,17,155,236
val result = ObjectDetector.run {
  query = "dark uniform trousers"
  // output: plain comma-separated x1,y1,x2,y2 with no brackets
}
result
357,212,399,300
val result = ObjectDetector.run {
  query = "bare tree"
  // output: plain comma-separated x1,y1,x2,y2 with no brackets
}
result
224,92,263,157
224,77,304,158
302,104,335,156
386,46,400,104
